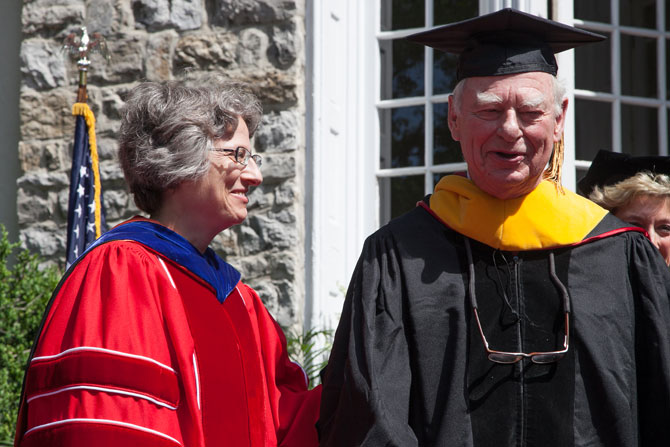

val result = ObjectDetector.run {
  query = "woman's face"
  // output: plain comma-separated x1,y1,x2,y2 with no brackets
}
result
615,195,670,265
176,117,263,234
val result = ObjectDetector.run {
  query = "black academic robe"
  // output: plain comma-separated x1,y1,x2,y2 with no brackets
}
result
318,191,670,446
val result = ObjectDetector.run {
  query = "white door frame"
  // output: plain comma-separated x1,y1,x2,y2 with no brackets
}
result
306,0,378,332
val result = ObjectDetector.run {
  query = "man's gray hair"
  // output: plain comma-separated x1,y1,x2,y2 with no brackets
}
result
118,76,262,214
450,75,567,118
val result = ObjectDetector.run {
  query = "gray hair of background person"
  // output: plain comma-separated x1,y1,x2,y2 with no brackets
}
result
450,75,567,118
588,171,670,212
118,78,263,215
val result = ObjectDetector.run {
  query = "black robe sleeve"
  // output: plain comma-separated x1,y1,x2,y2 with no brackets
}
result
318,230,419,446
630,236,670,444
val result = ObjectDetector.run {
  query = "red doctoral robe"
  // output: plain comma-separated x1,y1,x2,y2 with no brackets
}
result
14,218,321,446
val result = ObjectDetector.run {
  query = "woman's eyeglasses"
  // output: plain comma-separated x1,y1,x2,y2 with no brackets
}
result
212,147,262,168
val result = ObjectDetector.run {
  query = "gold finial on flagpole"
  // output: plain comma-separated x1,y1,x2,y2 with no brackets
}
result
63,26,109,103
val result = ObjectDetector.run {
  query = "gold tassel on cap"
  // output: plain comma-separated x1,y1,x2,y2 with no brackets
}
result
544,133,565,194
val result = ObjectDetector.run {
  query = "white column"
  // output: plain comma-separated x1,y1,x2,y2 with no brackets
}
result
306,0,378,333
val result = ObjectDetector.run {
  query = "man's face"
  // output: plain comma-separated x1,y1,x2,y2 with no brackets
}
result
448,72,567,199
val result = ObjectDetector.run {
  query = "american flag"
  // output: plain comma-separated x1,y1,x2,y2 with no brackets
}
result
65,103,107,267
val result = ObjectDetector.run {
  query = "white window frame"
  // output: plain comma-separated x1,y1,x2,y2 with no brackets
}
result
568,0,669,167
376,2,470,224
551,1,578,190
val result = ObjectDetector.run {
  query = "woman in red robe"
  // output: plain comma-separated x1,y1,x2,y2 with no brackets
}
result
14,78,320,447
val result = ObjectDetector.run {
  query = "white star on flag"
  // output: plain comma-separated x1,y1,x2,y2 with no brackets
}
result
66,103,107,268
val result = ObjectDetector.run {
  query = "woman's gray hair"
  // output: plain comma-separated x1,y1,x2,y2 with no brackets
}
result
588,171,670,212
118,77,262,214
450,75,567,118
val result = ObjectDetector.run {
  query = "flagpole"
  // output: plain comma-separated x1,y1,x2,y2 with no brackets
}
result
75,35,90,104
62,27,109,266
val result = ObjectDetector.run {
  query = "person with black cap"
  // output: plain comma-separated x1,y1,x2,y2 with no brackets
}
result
318,8,670,447
579,149,670,265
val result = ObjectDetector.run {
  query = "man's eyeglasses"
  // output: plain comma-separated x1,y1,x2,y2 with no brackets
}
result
212,147,262,168
472,307,570,364
464,237,571,365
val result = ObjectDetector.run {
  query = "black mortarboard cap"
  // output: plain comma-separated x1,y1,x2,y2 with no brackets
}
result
577,150,670,196
406,8,606,81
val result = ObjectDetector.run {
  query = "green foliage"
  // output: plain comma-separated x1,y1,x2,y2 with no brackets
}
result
0,226,60,443
285,327,333,389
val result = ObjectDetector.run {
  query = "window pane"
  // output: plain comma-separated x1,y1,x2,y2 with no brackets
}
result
379,175,424,223
432,0,477,95
434,0,477,26
575,167,590,193
433,102,463,164
379,106,425,169
575,32,611,92
380,39,425,100
621,34,656,98
620,0,656,29
380,0,424,31
575,99,612,161
621,104,658,156
667,39,670,99
433,51,458,95
575,0,610,23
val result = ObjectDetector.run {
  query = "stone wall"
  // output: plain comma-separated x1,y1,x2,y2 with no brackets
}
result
17,0,306,328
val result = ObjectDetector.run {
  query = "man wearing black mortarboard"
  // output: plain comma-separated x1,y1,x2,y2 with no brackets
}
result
318,8,670,447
